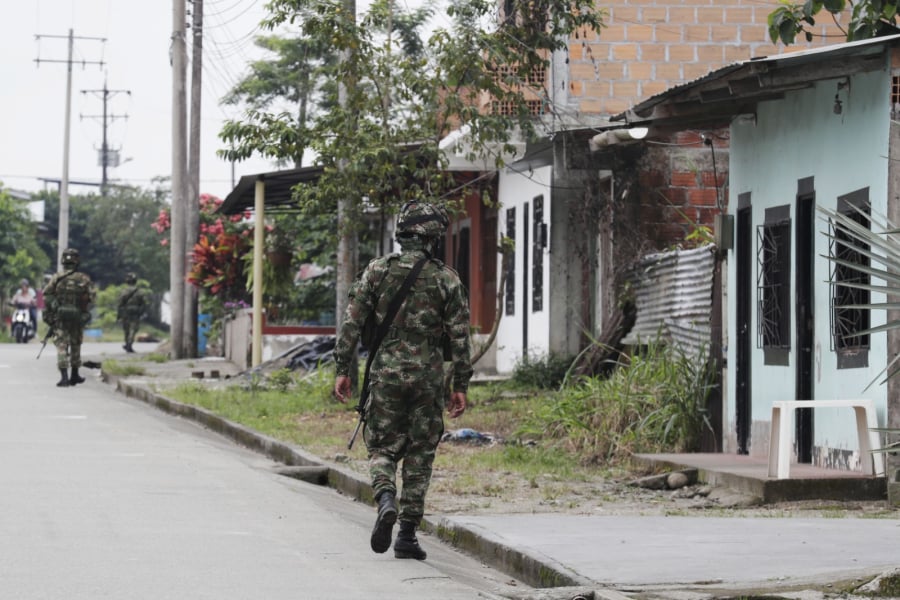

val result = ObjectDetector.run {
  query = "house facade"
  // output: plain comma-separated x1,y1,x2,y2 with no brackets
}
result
616,36,900,469
480,0,848,375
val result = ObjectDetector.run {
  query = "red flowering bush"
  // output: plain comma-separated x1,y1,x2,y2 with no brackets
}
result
152,193,253,303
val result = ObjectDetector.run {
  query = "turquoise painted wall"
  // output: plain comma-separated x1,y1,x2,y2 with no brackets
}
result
727,65,890,458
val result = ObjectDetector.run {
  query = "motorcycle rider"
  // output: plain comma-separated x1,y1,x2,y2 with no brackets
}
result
10,278,38,334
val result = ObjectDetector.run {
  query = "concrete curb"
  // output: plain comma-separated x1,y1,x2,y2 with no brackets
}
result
110,375,586,591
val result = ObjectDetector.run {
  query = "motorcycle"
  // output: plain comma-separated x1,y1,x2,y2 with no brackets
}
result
10,302,36,344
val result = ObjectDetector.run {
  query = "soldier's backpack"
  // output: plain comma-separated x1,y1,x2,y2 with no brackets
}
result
54,273,91,326
122,287,146,318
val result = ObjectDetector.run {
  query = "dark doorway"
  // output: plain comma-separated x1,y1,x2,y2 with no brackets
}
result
522,201,530,353
795,179,815,463
736,195,752,454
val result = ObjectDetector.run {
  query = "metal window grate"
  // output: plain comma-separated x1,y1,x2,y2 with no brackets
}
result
829,198,870,354
757,219,791,349
505,207,516,316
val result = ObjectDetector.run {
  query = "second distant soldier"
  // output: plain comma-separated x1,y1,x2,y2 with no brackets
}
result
43,248,95,387
117,272,146,353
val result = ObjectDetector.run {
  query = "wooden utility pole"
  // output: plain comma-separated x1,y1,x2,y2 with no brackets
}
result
185,0,204,358
171,0,188,357
34,29,105,269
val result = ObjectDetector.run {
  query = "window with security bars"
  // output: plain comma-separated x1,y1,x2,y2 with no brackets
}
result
491,99,544,116
757,206,791,364
830,189,870,369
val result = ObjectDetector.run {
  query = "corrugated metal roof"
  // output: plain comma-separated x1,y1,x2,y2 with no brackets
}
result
621,244,716,357
613,33,900,126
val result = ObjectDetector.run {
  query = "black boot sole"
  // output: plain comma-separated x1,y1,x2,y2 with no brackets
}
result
394,540,427,560
370,505,397,554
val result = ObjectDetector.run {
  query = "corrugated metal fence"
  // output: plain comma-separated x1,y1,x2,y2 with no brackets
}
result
621,244,716,357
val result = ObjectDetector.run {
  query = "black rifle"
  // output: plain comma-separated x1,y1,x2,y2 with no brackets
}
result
348,257,427,450
36,326,56,359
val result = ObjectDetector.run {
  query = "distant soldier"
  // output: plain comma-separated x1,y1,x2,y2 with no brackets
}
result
42,248,95,387
333,200,473,560
117,272,146,353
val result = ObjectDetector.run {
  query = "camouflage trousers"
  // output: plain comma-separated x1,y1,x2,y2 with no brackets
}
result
122,318,139,346
364,377,445,526
54,324,84,370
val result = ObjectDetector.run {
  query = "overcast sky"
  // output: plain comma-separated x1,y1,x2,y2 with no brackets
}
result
0,0,278,201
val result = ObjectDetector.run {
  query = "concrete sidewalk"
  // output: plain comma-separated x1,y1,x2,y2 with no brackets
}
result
91,345,900,600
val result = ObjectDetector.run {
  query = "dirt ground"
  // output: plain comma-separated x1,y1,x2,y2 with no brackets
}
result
337,440,899,519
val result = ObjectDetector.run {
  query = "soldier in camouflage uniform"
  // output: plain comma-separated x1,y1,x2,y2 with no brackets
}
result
334,201,473,560
117,272,146,353
43,248,95,387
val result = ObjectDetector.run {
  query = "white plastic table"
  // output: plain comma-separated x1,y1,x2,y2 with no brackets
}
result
767,399,884,479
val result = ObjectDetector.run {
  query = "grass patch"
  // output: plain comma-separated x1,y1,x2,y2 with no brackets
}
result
102,359,147,377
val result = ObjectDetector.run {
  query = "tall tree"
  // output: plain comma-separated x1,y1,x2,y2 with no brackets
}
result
221,0,603,336
220,33,338,168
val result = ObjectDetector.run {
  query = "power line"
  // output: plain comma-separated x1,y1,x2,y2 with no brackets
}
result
81,80,132,196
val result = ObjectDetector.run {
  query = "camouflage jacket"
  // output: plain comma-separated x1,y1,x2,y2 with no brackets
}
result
117,285,147,319
334,248,474,393
43,269,95,327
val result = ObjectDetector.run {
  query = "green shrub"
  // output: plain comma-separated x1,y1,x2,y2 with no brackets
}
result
520,340,717,463
511,352,573,390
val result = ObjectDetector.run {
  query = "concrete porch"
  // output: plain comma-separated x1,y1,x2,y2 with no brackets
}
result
633,452,887,503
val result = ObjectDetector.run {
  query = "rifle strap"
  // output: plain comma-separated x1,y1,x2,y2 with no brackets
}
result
356,256,428,414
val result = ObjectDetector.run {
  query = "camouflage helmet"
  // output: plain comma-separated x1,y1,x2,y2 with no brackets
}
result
61,247,80,268
125,272,137,285
396,201,449,239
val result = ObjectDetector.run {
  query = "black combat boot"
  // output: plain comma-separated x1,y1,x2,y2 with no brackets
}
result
69,368,85,385
394,520,427,560
370,491,397,554
56,368,70,387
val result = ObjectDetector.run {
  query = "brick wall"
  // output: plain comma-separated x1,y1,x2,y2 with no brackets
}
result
566,1,849,115
635,130,730,249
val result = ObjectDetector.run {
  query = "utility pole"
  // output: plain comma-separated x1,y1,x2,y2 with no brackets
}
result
34,29,105,270
171,0,189,358
81,79,130,197
185,0,203,358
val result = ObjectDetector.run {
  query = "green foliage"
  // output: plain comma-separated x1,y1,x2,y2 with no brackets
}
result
38,186,170,293
268,367,295,391
221,0,604,227
768,0,898,45
0,187,52,300
520,341,717,463
101,359,147,377
511,352,574,390
93,280,153,330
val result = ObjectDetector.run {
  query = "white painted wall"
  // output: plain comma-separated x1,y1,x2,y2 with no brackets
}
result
496,165,553,373
727,67,890,457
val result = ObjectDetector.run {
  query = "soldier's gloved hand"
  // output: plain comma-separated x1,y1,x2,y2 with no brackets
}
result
447,391,466,418
334,375,351,404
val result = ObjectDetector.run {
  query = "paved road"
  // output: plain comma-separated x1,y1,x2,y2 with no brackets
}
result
0,342,521,599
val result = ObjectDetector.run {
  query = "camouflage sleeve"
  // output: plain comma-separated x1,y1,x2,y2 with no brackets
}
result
444,274,474,393
42,276,58,322
333,262,382,377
